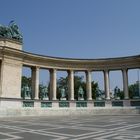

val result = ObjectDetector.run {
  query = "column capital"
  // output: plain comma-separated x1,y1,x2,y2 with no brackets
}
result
49,68,57,73
122,68,128,72
85,70,92,74
103,69,109,73
67,69,74,72
31,66,40,70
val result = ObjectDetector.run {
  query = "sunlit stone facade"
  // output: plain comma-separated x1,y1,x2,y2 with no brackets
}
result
0,38,139,117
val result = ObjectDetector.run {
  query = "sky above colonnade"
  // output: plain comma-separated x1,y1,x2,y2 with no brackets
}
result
0,0,140,90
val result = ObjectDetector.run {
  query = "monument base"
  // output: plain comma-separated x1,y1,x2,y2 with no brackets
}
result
78,98,84,101
43,97,49,100
24,97,31,100
60,98,67,101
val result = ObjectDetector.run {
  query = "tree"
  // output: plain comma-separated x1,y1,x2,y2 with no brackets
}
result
129,82,139,99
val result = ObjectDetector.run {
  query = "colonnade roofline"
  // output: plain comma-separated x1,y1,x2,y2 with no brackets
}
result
23,50,140,61
0,45,140,61
0,45,140,71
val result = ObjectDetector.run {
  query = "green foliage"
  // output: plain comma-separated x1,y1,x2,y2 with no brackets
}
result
129,82,139,99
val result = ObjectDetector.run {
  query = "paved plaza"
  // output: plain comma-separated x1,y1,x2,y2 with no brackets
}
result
0,115,140,140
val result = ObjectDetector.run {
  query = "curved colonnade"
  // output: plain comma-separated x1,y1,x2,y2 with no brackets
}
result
0,39,140,113
22,48,139,101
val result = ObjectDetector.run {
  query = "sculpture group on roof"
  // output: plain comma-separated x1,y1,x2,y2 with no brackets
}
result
0,21,23,42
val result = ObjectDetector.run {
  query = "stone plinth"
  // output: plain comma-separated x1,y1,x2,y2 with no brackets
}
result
0,38,22,50
0,38,22,98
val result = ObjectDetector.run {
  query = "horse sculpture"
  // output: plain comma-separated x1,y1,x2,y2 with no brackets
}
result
0,21,23,42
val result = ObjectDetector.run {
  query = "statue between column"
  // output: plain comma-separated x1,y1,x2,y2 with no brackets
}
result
78,86,84,100
60,87,66,100
114,86,121,100
21,85,32,99
40,86,49,100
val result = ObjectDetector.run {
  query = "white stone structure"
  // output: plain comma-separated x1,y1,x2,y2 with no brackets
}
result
0,38,140,117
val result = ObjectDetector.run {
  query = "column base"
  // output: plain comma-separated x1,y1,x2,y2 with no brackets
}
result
60,98,67,101
78,98,84,101
87,98,93,101
105,100,112,107
69,98,75,101
106,98,111,100
52,98,58,101
42,97,49,100
69,101,76,107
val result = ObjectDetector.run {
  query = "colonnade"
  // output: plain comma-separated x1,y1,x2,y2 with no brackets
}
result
28,67,129,100
0,39,139,113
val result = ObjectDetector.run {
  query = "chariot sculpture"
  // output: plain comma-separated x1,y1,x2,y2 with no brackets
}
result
0,21,23,42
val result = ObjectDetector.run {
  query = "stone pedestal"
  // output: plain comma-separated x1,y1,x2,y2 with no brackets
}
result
87,101,93,108
123,100,130,107
43,97,49,100
60,98,67,101
52,101,59,108
0,57,22,98
105,100,112,107
78,98,84,101
0,39,22,98
0,38,22,50
69,101,76,108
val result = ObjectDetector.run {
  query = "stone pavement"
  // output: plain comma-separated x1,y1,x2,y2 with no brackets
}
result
0,115,140,140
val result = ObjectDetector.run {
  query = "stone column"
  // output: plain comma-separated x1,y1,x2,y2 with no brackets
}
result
104,70,110,100
50,69,57,100
86,71,92,100
68,70,74,100
122,69,129,99
31,67,39,99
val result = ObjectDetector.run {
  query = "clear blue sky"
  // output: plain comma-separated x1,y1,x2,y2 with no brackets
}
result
0,0,140,91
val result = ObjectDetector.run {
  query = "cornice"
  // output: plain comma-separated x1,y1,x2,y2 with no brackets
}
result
0,46,139,71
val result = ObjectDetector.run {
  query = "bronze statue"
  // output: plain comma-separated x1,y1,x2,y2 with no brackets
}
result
78,86,84,100
61,87,66,98
0,21,23,42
